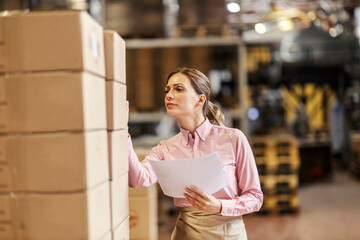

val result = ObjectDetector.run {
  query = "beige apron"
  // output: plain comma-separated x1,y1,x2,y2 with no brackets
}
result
171,207,247,240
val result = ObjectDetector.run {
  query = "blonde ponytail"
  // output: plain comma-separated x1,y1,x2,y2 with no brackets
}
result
207,101,225,126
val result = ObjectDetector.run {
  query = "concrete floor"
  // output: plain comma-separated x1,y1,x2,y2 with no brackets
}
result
245,170,360,240
159,170,360,240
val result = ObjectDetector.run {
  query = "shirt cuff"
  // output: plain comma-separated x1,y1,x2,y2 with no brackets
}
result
219,199,234,216
219,199,244,216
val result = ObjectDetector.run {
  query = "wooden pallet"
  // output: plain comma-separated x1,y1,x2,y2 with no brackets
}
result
260,174,299,195
256,155,300,175
257,194,300,214
251,135,299,158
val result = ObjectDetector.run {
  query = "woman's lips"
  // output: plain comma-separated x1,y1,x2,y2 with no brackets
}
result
166,103,176,108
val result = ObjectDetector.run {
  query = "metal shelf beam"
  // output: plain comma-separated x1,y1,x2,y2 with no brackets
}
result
125,37,243,49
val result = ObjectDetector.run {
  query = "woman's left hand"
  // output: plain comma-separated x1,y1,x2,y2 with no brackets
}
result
184,186,222,214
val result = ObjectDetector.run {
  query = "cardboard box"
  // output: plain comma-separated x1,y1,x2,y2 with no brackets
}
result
108,129,129,180
0,194,13,240
134,149,149,161
129,185,154,197
110,173,129,229
104,30,126,83
0,10,105,77
134,49,155,111
0,130,109,192
101,231,112,240
106,81,127,130
113,217,130,240
0,181,111,240
0,71,107,133
129,184,158,240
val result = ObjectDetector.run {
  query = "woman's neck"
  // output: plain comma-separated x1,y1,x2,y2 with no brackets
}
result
178,115,206,138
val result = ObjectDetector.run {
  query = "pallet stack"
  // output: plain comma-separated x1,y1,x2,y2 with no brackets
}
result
250,134,300,214
106,0,164,38
0,11,128,240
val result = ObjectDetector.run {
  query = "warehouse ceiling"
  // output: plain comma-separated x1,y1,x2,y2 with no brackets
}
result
240,0,360,43
2,0,360,42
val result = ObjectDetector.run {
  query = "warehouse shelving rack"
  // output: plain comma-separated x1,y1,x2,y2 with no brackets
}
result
125,36,249,133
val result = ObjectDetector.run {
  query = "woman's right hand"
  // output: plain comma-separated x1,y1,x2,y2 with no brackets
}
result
184,186,222,214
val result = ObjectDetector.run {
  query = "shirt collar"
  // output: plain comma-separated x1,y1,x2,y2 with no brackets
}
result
180,118,212,145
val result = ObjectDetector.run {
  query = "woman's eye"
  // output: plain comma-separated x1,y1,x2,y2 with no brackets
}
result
176,87,183,92
165,89,169,94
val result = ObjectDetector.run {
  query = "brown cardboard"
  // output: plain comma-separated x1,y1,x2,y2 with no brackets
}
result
0,194,16,240
0,11,105,77
110,173,129,229
129,185,156,197
134,49,156,111
134,149,149,161
106,81,127,130
104,30,126,83
113,216,130,240
108,129,129,180
0,71,107,133
0,130,109,192
129,184,158,240
0,182,111,240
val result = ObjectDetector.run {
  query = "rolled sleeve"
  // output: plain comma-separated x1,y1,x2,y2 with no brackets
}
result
128,135,163,188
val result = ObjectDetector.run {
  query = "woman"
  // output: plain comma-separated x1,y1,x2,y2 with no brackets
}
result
128,67,263,239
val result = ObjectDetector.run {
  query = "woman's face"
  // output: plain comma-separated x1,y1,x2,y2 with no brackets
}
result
165,73,202,118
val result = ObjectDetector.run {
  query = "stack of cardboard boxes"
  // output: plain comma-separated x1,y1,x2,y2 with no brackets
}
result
129,149,158,240
129,184,158,240
0,11,128,240
103,30,129,239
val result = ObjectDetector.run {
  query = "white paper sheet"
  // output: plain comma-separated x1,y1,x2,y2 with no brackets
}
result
148,152,226,198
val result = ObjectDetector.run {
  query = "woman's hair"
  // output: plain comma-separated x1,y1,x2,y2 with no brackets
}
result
167,67,225,126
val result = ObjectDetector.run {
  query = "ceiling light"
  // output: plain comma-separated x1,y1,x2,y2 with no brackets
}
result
277,19,294,31
255,23,267,34
227,3,241,13
307,11,316,21
329,27,338,37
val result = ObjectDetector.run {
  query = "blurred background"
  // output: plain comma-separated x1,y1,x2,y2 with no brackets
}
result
2,0,360,239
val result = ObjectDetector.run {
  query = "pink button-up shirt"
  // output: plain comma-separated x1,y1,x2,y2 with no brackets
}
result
128,118,263,216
